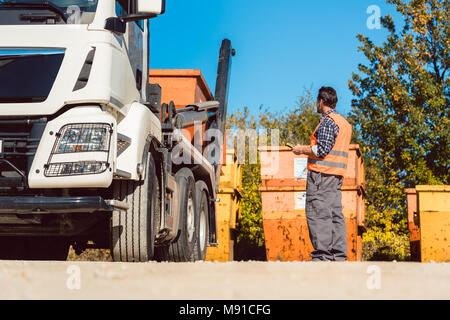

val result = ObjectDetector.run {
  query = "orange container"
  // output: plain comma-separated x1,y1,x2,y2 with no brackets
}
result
149,69,213,108
149,69,226,165
259,145,365,261
404,188,421,261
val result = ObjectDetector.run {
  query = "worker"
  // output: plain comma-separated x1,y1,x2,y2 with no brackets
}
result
292,87,352,261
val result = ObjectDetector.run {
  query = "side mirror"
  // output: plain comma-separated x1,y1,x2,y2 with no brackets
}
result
105,0,165,34
136,0,165,15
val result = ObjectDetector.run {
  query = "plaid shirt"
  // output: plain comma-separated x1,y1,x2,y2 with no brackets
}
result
313,109,340,158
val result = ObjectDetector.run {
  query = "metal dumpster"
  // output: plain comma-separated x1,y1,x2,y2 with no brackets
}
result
259,145,366,261
405,186,450,263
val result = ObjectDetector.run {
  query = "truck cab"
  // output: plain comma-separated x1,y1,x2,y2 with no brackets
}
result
0,0,234,262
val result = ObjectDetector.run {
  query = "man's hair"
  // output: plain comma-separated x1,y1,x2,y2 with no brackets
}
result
317,87,338,109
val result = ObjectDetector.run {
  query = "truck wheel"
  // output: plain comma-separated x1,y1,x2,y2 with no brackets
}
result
110,152,160,262
194,181,209,261
0,236,69,261
155,168,197,262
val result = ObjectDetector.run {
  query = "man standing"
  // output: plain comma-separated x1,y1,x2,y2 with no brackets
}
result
292,87,352,261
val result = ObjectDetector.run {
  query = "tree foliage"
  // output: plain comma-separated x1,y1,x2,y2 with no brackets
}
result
258,90,321,146
348,0,449,260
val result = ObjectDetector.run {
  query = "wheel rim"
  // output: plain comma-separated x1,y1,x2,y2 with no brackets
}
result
199,202,207,252
187,195,195,242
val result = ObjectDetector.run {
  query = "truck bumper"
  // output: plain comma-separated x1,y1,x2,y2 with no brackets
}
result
0,196,113,214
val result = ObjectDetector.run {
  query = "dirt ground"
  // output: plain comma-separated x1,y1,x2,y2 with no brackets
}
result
0,260,449,300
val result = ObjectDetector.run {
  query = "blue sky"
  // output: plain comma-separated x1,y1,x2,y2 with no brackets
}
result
149,0,403,117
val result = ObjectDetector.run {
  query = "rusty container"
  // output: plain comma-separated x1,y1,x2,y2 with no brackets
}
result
259,145,366,261
404,188,421,261
206,149,242,262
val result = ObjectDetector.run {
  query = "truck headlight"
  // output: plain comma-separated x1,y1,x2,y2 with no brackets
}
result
54,123,112,153
44,123,113,177
45,161,108,177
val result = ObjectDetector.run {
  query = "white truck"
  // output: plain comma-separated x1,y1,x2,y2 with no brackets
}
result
0,0,234,262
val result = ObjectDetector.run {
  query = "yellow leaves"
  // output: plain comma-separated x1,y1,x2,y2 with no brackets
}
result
348,79,360,96
363,204,410,260
392,92,401,103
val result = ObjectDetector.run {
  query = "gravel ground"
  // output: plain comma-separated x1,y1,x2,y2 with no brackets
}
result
0,261,449,300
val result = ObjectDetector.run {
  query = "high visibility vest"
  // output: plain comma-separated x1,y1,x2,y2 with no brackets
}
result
307,112,352,177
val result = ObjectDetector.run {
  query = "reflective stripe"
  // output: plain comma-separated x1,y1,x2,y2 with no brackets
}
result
308,158,347,169
329,150,349,158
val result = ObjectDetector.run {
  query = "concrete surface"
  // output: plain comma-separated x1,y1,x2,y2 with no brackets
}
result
0,261,449,300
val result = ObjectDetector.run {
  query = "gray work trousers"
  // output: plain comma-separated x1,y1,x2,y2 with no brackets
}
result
305,170,347,261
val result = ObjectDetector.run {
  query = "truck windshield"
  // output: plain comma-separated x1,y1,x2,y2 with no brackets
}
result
0,0,99,24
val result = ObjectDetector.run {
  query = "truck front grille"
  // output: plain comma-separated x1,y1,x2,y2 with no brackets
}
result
0,118,47,188
2,133,39,157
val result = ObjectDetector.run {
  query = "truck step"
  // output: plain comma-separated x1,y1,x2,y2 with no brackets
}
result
105,200,129,210
113,169,132,179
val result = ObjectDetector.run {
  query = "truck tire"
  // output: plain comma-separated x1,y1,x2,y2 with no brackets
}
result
0,236,69,261
155,168,197,262
194,180,209,261
110,152,160,262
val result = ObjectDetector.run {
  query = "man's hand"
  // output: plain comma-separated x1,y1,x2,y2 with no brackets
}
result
292,144,305,155
293,145,315,157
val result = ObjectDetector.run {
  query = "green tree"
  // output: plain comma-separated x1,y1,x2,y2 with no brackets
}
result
348,0,449,260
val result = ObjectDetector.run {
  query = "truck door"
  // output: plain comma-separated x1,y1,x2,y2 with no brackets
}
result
115,0,148,100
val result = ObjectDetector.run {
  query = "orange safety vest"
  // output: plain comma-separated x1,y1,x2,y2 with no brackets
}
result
307,112,352,177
